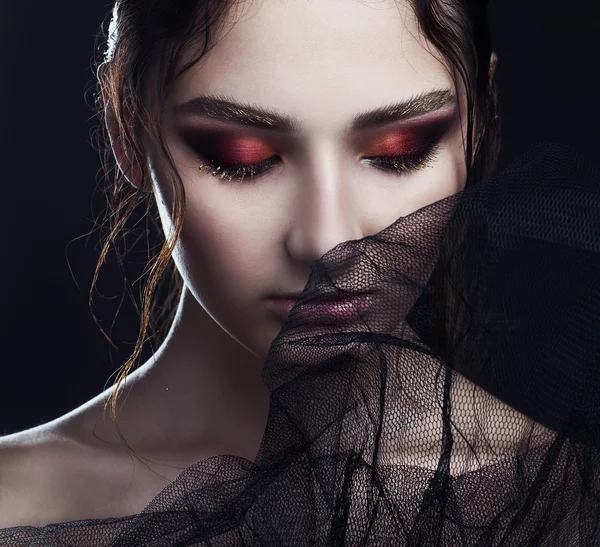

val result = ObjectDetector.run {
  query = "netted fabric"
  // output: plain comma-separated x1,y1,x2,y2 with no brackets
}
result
1,142,599,546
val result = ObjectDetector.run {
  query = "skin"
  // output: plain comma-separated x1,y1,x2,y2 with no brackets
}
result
134,0,469,459
0,0,498,526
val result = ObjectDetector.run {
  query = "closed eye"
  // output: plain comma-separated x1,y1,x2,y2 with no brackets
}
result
363,142,441,174
197,141,441,184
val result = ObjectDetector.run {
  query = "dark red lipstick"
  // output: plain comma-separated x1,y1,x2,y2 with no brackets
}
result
266,292,373,323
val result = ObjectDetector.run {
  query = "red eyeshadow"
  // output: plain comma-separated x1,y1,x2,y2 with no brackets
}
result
359,112,453,157
363,131,428,157
209,137,273,165
179,124,277,164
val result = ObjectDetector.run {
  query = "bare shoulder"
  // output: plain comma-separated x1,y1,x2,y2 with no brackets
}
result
0,378,207,530
0,425,76,529
0,418,142,530
0,414,189,531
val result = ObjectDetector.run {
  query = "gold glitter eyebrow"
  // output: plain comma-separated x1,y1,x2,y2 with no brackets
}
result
174,88,456,135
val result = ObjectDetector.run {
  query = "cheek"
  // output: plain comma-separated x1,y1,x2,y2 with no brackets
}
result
422,148,466,201
374,147,466,220
172,199,268,312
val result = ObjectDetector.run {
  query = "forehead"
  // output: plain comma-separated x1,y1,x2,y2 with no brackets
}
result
169,0,454,134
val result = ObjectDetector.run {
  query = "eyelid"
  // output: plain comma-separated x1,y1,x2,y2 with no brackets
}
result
353,112,454,153
178,125,284,153
182,130,276,161
187,114,451,183
179,108,453,149
362,124,447,156
363,141,441,174
197,139,442,185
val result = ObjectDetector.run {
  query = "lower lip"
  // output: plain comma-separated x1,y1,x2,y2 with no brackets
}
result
266,295,371,323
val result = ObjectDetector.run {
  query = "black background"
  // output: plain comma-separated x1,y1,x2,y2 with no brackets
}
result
1,0,598,435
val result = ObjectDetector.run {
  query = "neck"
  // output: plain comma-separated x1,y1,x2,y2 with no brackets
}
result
89,285,271,463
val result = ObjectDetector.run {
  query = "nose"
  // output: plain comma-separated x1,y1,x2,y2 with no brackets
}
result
284,164,365,267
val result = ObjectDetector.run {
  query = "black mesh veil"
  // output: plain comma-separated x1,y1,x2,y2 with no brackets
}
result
1,142,599,545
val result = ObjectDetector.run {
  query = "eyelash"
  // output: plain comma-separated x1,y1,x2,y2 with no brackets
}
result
196,142,441,183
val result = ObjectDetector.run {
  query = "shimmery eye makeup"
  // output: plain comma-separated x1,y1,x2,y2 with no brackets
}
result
198,155,280,182
196,142,439,183
359,120,447,176
184,110,453,184
180,129,281,182
363,142,441,175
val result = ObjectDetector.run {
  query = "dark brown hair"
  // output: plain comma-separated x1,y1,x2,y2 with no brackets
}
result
89,0,500,463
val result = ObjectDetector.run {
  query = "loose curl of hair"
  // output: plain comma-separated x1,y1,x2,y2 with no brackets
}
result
88,0,500,466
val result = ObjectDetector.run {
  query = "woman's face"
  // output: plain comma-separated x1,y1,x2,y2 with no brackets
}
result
146,0,468,360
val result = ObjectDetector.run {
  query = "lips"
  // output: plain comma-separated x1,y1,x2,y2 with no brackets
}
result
267,292,373,323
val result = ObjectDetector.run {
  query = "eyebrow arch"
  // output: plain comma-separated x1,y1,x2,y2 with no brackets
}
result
174,88,457,134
